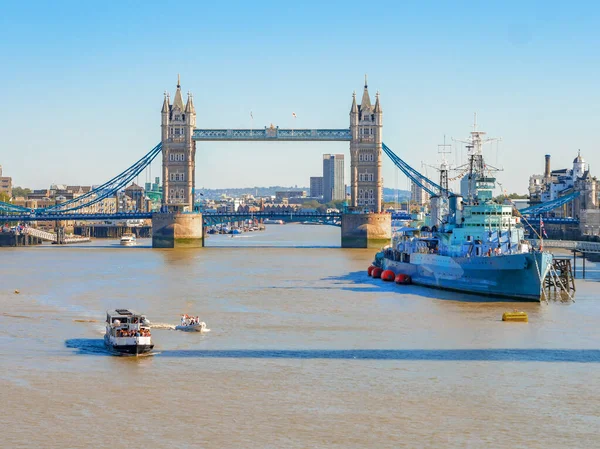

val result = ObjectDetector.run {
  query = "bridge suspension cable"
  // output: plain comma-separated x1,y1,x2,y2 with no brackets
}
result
519,191,580,216
41,143,163,214
0,201,30,214
381,142,448,197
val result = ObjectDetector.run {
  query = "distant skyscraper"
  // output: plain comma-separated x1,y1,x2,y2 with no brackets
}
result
411,181,429,206
310,176,324,198
323,154,345,202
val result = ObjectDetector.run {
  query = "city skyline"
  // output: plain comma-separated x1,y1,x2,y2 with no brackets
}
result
1,1,599,194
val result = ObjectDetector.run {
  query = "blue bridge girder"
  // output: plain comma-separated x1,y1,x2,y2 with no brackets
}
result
192,128,352,141
0,211,348,225
523,216,579,225
203,211,342,227
0,212,154,222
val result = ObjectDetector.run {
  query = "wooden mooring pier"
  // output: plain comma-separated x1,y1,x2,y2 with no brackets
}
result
544,257,576,298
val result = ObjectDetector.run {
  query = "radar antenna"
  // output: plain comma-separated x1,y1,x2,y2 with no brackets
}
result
452,114,503,202
422,136,454,197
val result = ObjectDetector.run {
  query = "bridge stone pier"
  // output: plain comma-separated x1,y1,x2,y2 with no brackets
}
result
152,212,203,248
341,213,391,248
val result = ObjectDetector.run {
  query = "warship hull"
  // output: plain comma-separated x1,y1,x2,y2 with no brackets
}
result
380,251,552,301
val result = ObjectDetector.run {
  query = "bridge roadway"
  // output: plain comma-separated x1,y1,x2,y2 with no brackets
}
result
192,128,352,141
3,211,572,226
523,217,579,225
1,211,412,223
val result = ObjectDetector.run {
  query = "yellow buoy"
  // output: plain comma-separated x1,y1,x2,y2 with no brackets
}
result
14,289,20,294
502,310,528,322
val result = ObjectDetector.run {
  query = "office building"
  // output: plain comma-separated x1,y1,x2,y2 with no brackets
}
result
275,190,306,202
323,154,345,202
310,176,323,198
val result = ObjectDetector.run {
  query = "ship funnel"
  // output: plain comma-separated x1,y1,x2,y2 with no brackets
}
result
449,195,464,224
544,154,551,179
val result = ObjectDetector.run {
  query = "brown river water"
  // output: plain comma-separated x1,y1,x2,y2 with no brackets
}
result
1,224,599,448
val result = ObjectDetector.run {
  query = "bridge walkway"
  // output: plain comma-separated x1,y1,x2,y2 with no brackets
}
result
22,227,91,244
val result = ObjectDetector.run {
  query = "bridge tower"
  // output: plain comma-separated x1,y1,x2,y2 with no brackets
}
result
161,75,196,212
342,77,390,248
350,75,383,212
153,76,203,248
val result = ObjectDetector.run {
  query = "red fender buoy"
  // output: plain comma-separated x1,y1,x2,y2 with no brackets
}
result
395,273,412,285
371,267,383,279
381,270,396,282
367,265,376,276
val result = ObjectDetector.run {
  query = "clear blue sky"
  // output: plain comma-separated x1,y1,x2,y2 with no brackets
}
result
1,0,598,193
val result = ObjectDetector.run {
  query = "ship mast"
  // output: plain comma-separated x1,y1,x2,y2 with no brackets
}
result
438,136,452,196
422,136,453,196
452,113,502,202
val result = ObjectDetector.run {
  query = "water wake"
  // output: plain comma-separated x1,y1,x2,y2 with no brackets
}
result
149,322,176,330
1,313,30,319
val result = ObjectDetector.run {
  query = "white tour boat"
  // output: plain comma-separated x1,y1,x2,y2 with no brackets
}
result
120,233,137,246
104,309,154,355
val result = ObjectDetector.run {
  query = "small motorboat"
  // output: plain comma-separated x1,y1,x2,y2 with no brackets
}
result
175,321,210,332
120,233,137,246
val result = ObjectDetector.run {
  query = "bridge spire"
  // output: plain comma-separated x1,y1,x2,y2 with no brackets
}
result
161,91,169,113
185,91,195,114
173,75,185,111
361,74,372,110
350,91,358,113
374,90,381,113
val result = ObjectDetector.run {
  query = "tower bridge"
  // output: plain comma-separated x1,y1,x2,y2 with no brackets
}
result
155,75,389,248
1,76,456,248
160,75,383,215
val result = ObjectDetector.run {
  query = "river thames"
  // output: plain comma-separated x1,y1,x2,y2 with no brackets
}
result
1,224,599,448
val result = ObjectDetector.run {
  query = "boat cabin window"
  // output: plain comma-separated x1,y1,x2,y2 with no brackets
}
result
112,317,128,323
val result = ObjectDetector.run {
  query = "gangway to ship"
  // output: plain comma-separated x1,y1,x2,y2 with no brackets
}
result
21,227,91,244
22,227,57,242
